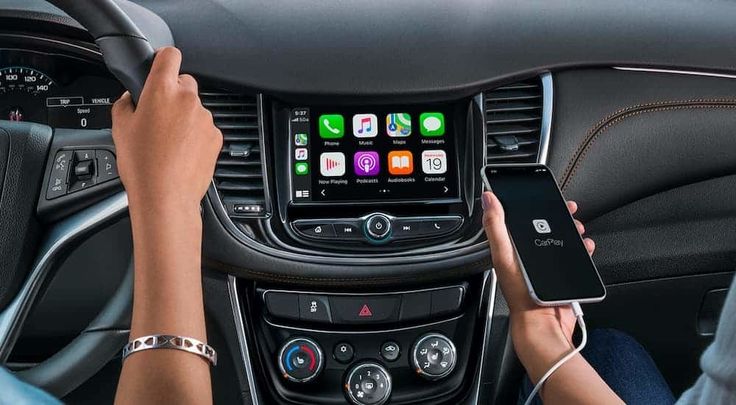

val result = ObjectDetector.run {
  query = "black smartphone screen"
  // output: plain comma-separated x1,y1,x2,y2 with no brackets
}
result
483,164,606,304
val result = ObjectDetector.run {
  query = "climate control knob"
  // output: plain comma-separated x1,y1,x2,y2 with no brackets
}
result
411,333,457,380
278,337,324,383
345,362,392,405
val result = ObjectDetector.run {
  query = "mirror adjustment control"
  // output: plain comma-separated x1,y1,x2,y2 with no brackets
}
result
364,213,391,242
278,337,324,383
345,362,392,405
411,333,457,380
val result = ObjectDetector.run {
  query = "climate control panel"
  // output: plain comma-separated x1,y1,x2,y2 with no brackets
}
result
275,334,457,404
254,279,482,404
291,213,463,244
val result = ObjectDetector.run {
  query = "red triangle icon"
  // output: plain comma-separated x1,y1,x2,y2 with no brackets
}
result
358,304,373,317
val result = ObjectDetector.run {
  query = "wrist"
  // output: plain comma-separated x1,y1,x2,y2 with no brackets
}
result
510,315,574,382
128,195,202,224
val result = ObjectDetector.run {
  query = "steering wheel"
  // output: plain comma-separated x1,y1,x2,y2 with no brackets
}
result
0,0,166,398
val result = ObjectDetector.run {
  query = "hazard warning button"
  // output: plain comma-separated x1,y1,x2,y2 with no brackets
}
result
329,295,401,324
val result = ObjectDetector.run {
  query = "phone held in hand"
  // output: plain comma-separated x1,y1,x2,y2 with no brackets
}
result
481,163,606,306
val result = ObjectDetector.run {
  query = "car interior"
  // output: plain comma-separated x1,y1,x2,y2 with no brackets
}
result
0,1,735,404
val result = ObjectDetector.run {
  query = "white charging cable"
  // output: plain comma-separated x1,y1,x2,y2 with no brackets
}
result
522,301,587,405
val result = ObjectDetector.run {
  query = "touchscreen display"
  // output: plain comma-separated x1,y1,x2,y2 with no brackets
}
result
289,106,459,203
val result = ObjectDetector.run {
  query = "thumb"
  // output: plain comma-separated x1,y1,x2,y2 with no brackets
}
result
482,192,516,270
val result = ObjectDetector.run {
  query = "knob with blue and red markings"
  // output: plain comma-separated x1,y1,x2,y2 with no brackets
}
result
277,337,324,383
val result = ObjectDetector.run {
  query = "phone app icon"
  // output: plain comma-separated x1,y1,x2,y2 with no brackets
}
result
532,219,551,234
386,113,412,137
421,150,447,174
294,133,308,146
420,112,445,136
295,148,308,161
352,114,378,138
353,151,380,176
388,150,414,175
294,162,309,176
320,152,346,177
319,114,344,139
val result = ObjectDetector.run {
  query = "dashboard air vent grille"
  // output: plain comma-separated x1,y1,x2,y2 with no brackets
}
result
201,91,266,217
484,78,543,163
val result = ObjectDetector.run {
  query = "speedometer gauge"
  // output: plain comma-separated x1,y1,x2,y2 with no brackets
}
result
0,67,55,123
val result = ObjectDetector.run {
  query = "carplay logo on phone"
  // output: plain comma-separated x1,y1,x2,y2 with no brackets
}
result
532,219,551,234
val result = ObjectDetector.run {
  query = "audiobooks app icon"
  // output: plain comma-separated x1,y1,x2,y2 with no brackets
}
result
388,151,413,175
320,152,345,177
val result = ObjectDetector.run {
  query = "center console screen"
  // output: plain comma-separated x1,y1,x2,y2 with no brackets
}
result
289,105,460,204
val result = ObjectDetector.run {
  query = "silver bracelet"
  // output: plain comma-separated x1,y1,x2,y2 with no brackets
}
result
122,334,217,366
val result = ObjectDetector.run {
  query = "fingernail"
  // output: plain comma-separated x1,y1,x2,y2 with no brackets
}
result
481,192,492,210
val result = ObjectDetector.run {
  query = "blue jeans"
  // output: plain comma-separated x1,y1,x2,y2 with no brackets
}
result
519,328,676,405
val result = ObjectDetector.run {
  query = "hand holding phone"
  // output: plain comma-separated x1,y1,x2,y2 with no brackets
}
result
481,163,606,305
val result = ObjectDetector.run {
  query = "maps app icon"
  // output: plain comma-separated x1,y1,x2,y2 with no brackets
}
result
386,113,411,137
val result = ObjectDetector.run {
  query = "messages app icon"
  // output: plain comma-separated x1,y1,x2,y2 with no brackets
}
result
420,112,445,136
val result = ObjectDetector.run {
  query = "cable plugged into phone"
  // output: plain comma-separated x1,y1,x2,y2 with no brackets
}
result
522,301,587,405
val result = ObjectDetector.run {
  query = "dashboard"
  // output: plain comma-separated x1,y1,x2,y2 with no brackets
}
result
0,47,121,129
3,2,736,405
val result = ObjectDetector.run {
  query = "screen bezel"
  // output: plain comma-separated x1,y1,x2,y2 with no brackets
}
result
481,163,606,305
287,103,464,207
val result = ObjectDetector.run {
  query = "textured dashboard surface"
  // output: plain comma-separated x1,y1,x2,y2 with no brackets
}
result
5,0,736,97
134,0,736,96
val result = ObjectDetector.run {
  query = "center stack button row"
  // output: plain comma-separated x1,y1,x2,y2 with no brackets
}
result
263,286,465,325
292,215,463,243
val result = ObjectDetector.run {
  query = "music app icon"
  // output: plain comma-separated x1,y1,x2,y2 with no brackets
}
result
352,114,378,138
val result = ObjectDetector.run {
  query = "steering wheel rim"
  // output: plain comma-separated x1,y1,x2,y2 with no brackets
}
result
0,0,161,397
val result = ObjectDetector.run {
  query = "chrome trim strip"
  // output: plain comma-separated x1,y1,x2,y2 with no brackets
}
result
613,66,736,80
471,269,498,404
538,73,553,165
0,192,129,361
228,276,259,405
476,91,487,169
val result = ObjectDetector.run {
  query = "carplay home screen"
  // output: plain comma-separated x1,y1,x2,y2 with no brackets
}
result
485,166,605,302
289,105,459,203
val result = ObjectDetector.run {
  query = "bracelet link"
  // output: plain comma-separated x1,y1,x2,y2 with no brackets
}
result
122,334,217,366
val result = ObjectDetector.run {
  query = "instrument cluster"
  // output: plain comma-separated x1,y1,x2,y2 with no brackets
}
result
0,48,123,129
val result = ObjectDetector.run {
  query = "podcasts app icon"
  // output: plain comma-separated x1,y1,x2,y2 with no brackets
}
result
353,151,380,176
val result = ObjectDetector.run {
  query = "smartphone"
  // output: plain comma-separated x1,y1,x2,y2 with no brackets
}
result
481,163,606,305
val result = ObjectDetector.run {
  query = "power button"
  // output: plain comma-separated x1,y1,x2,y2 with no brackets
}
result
365,214,391,242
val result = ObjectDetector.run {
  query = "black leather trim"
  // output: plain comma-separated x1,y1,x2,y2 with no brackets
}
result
562,100,736,219
549,69,736,221
0,122,52,310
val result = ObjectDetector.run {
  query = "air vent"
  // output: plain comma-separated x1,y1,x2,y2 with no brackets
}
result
201,91,266,217
484,78,543,163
